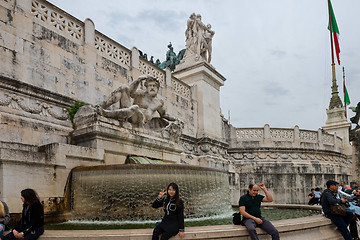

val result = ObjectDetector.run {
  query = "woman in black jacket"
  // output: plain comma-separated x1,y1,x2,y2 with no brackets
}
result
152,182,185,240
1,189,44,240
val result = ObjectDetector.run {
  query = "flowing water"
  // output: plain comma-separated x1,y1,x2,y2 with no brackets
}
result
49,163,320,230
46,207,320,230
69,164,231,221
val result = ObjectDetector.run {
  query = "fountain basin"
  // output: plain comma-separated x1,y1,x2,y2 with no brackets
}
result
45,205,320,230
37,214,341,240
68,164,231,221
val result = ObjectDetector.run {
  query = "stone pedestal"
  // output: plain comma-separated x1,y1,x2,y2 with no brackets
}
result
351,128,360,182
173,61,225,140
72,112,183,164
323,106,352,155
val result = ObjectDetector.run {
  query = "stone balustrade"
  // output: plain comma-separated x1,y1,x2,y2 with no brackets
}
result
27,0,192,101
94,31,131,68
31,0,84,43
233,124,344,153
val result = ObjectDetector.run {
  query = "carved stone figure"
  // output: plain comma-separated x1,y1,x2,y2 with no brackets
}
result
349,102,360,144
350,102,360,129
185,13,197,56
184,13,215,63
96,75,178,128
162,120,184,143
201,24,215,63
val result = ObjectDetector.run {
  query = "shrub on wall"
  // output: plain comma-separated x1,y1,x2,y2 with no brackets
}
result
66,101,84,123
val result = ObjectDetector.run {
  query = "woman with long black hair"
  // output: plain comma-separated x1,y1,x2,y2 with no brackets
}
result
152,182,185,240
1,189,44,240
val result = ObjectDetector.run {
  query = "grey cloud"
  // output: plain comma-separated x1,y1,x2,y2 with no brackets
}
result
104,9,187,32
270,50,287,58
136,10,187,30
115,33,135,48
263,82,289,97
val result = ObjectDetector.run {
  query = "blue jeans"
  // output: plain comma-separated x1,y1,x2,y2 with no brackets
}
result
0,223,4,238
326,211,353,240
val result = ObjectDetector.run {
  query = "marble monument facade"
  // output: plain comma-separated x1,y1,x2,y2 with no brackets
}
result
0,0,352,214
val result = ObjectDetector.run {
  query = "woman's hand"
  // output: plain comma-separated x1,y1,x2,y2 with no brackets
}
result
158,188,166,199
178,232,185,238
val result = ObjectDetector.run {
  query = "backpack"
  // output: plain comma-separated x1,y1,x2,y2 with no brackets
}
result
232,212,244,225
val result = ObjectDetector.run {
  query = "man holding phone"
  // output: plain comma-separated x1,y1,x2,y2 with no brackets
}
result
239,183,279,240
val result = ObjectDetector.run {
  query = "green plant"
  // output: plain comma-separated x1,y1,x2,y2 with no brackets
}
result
66,101,84,123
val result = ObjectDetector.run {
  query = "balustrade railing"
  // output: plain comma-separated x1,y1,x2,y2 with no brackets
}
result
234,125,344,152
26,0,192,100
95,32,131,68
31,0,84,42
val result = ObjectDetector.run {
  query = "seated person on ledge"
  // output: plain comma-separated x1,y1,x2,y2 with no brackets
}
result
321,180,353,240
239,183,279,240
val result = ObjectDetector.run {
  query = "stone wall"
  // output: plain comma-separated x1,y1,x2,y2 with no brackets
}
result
0,0,199,212
0,142,105,212
226,124,351,204
0,0,197,145
0,0,353,213
351,128,360,181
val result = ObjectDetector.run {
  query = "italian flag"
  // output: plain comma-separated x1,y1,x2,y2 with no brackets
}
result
328,0,340,65
344,83,350,105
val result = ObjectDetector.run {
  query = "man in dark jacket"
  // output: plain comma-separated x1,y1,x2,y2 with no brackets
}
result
321,180,353,240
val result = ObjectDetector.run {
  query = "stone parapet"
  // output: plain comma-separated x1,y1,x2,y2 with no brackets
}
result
231,124,344,153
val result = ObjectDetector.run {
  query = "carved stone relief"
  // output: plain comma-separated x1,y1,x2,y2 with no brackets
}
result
0,90,68,121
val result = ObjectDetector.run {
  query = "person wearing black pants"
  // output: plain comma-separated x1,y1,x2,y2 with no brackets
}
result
1,189,44,240
152,183,185,240
321,180,353,240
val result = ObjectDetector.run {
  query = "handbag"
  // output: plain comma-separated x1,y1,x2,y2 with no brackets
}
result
232,212,243,225
330,203,349,216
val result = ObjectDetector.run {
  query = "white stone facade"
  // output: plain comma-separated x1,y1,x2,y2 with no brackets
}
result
0,0,352,214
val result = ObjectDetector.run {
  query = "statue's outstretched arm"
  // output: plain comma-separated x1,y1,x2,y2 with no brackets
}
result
129,75,148,97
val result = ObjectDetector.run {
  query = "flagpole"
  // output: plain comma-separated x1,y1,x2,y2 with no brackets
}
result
327,0,335,66
327,0,343,109
343,67,347,118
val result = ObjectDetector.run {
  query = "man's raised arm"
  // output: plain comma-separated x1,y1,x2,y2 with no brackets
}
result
260,184,273,202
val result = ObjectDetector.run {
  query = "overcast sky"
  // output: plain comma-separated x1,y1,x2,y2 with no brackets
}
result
49,0,360,131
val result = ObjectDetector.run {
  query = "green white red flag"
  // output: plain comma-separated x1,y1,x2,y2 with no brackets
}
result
328,0,340,65
344,83,350,106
